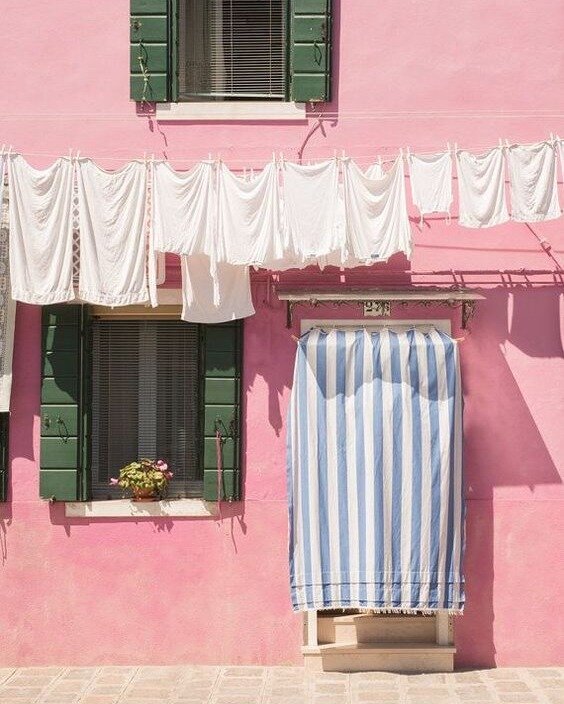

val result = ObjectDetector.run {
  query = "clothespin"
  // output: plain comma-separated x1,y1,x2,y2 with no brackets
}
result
406,146,411,159
67,147,73,162
279,151,285,165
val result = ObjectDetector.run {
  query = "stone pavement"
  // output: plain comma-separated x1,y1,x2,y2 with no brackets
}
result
0,666,561,704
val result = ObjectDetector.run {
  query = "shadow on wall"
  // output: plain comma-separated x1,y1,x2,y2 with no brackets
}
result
244,272,563,668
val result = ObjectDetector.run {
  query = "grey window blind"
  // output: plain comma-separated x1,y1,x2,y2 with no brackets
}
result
178,0,286,100
91,320,202,499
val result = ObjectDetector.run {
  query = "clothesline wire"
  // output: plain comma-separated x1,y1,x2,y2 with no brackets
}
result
3,134,563,168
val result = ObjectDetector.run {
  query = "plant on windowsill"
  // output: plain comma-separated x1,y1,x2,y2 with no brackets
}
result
110,459,173,502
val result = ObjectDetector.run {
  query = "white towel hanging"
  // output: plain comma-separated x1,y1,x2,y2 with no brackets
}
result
76,159,150,306
8,155,75,304
456,147,509,228
507,141,561,222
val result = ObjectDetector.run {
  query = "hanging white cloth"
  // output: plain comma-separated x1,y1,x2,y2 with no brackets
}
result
152,160,216,256
456,147,509,228
0,154,16,411
8,155,75,304
342,155,412,262
408,150,453,219
76,159,150,306
282,159,345,264
181,255,255,324
217,160,286,267
507,141,561,222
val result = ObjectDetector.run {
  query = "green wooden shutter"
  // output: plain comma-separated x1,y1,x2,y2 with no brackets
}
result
289,0,332,102
0,413,8,501
130,0,172,102
40,305,91,501
202,322,242,501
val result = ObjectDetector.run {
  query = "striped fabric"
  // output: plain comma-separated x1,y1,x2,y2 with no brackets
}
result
287,328,464,613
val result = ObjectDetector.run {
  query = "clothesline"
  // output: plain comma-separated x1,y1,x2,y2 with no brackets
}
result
1,135,563,328
3,134,564,167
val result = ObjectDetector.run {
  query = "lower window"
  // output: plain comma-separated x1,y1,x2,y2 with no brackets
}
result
91,319,202,499
39,305,242,503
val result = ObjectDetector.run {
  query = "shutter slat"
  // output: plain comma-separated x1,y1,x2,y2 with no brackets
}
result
40,305,90,501
290,0,332,102
202,323,242,501
130,0,170,102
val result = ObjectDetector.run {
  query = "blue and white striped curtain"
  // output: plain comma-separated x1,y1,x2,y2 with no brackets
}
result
287,328,464,613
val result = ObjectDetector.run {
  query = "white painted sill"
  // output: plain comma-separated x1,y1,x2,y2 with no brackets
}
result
155,101,306,122
65,499,218,518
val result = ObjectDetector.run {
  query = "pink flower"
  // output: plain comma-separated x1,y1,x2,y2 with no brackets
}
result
109,478,119,486
156,460,168,472
164,471,173,480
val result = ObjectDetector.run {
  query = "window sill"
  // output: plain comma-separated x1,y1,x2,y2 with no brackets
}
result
155,101,307,122
65,499,218,518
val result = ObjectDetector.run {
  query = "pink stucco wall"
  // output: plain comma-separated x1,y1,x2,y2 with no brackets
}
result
0,0,563,667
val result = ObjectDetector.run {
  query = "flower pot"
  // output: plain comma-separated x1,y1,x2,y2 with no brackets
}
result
132,487,158,502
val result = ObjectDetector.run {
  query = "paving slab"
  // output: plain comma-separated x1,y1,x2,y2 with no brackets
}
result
0,665,560,703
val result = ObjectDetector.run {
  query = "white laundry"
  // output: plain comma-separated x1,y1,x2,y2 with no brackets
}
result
8,155,75,304
408,151,453,218
282,159,345,264
0,153,16,412
76,159,150,306
456,147,509,228
217,160,286,267
152,160,216,256
342,155,412,262
507,141,561,222
181,255,255,324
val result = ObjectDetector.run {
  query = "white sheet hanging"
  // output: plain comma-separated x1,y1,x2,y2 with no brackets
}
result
456,147,509,228
76,159,150,306
408,151,453,218
0,154,16,411
8,155,75,304
282,159,345,264
507,141,561,222
342,155,412,262
152,160,216,256
181,254,255,324
217,160,286,267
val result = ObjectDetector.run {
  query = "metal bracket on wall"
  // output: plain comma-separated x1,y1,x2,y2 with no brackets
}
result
278,289,485,330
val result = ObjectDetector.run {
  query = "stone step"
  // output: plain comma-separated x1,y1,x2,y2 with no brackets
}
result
303,642,456,673
317,614,438,644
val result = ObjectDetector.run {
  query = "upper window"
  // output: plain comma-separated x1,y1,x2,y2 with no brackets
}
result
179,0,287,101
130,0,332,105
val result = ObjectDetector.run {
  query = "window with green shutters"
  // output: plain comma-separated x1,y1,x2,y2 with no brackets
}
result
40,306,242,502
130,0,332,103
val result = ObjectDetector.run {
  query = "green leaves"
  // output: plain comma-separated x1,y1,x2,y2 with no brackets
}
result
110,458,172,496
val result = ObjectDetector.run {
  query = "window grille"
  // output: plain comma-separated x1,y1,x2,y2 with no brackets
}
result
178,0,286,100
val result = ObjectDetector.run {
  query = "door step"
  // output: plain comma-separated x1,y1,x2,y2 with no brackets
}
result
303,642,456,673
318,613,437,644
